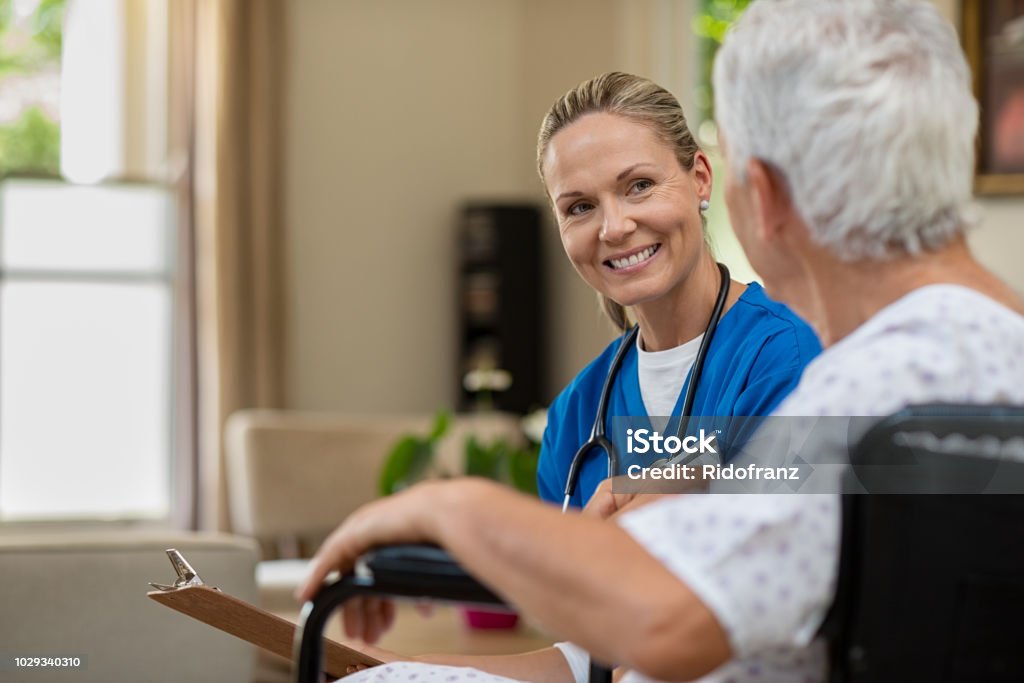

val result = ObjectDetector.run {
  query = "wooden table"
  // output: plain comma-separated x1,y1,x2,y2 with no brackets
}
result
257,602,553,682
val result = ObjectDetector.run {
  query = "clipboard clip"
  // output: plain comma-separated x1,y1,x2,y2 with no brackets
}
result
148,548,210,591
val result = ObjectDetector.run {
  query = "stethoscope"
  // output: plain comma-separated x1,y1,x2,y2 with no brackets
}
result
561,262,732,511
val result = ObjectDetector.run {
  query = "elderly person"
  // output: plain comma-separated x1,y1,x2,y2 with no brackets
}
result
299,1,1024,681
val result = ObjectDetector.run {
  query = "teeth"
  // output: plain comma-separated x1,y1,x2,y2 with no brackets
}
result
610,246,657,270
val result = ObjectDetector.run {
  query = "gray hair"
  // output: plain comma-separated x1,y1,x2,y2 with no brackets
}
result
713,0,978,261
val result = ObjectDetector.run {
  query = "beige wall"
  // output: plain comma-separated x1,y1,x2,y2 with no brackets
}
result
285,0,529,412
284,0,1024,414
519,0,621,397
284,0,676,412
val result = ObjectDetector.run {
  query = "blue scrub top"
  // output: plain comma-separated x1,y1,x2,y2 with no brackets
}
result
537,282,821,508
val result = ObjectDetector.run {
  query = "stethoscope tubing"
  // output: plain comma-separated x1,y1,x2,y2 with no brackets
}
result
561,263,731,511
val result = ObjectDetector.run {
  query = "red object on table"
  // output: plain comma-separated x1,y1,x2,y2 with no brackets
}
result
460,607,520,629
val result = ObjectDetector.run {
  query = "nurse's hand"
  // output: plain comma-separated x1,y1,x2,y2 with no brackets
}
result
344,642,403,674
583,478,683,520
582,477,638,520
339,596,396,643
336,598,436,644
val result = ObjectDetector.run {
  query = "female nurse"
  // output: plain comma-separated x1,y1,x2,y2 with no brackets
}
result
317,71,823,683
536,72,820,507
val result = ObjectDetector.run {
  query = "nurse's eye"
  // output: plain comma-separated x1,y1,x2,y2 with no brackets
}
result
567,201,594,216
628,179,654,194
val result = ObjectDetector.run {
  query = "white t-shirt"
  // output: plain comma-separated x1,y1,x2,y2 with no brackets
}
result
636,332,702,421
347,285,1024,683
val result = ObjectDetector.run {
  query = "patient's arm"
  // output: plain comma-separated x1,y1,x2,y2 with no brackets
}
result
298,479,732,682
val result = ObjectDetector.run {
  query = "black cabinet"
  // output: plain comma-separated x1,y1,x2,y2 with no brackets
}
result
457,203,545,414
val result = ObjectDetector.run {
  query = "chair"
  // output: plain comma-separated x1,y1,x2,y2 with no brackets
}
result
224,409,527,613
0,531,259,683
822,404,1024,682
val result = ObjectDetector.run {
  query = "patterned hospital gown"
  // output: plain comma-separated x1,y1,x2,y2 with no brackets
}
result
346,285,1024,683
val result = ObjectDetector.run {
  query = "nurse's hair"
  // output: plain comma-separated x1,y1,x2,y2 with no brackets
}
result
713,0,978,261
537,71,703,333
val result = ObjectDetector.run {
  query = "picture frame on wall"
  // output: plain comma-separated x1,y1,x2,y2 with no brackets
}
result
962,0,1024,194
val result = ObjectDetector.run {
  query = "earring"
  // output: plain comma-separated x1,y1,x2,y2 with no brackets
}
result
699,199,710,212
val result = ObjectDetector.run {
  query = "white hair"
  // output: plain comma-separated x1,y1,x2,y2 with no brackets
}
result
713,0,979,261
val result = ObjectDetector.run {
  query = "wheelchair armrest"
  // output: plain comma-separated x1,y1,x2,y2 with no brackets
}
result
293,544,507,683
356,544,501,597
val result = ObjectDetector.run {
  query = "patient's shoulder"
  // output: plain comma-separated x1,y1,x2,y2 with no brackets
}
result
774,286,1024,416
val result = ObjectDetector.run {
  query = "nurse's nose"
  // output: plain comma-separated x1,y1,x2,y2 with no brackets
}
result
599,203,637,243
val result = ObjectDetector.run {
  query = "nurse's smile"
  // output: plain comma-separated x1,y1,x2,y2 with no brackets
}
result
604,243,661,273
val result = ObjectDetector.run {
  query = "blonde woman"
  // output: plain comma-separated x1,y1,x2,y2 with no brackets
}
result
535,72,819,508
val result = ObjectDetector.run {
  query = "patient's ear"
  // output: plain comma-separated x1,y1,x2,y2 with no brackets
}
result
745,159,797,243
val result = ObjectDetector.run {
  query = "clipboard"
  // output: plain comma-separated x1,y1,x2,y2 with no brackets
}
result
148,549,381,679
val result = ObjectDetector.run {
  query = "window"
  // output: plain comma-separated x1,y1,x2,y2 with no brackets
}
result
693,0,751,135
692,0,757,284
0,0,181,522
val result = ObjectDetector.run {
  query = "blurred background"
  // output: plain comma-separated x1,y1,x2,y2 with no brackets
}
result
0,0,1020,534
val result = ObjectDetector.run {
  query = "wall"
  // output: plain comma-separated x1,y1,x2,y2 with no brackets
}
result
284,0,1024,415
285,0,529,413
519,0,620,397
285,0,679,412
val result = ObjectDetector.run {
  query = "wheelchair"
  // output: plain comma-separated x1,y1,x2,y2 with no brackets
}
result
295,405,1024,683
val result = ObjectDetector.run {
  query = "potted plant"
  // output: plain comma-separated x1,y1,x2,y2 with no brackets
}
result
378,411,453,496
378,409,543,628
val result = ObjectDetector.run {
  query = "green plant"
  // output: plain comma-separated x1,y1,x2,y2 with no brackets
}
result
0,0,67,173
693,0,751,123
465,435,539,496
378,411,450,496
0,105,60,173
378,410,540,497
31,0,66,60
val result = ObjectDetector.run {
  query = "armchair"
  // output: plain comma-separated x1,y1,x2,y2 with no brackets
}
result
0,531,258,683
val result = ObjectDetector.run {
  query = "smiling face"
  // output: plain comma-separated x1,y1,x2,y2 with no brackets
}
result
542,112,711,312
